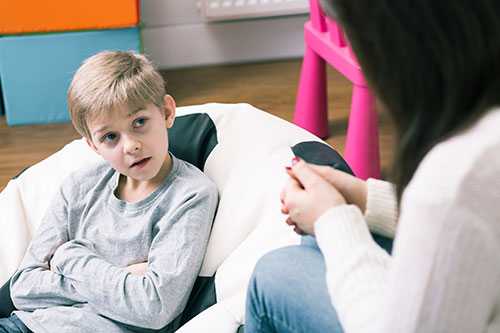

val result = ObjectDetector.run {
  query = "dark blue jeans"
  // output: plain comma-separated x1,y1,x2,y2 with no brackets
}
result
245,234,392,333
0,315,31,333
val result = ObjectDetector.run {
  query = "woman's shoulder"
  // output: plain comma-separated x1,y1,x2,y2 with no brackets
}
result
407,108,500,201
402,108,500,245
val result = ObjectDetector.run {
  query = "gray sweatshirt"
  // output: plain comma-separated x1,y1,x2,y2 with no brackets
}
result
10,154,219,333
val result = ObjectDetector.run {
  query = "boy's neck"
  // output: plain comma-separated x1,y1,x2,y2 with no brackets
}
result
116,154,173,203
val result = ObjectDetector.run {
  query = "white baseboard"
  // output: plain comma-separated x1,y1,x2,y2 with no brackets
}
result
141,15,307,69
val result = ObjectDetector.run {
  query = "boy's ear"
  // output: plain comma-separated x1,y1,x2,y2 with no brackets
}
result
85,137,99,154
163,94,176,129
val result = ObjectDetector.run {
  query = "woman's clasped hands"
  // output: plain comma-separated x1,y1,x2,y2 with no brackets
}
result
280,157,368,235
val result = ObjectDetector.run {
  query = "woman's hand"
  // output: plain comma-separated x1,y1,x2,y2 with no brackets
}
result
306,164,368,213
281,159,346,235
126,262,148,276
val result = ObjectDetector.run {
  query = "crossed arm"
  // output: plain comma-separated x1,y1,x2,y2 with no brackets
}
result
10,186,218,330
10,189,85,310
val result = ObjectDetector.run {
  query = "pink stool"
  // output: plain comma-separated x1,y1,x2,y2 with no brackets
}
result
294,0,380,179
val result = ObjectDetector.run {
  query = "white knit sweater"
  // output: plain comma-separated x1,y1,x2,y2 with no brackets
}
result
315,108,500,333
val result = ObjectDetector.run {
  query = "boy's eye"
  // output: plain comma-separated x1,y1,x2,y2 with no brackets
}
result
133,117,147,128
101,133,117,143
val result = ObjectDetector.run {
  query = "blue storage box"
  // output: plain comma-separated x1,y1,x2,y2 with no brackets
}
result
0,79,4,116
0,28,141,125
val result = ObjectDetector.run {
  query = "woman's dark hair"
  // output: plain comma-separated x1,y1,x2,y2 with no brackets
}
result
321,0,500,201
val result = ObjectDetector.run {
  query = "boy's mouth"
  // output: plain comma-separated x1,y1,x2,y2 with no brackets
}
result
130,157,151,168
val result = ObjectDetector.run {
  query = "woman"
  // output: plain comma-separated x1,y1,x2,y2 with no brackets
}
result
245,0,500,332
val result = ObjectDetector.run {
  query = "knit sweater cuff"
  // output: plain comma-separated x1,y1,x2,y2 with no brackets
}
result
364,178,398,238
315,205,373,254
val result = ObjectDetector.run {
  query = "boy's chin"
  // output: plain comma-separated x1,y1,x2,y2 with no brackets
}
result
122,165,164,183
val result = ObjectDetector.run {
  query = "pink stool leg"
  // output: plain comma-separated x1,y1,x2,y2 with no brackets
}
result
294,45,329,139
344,85,380,180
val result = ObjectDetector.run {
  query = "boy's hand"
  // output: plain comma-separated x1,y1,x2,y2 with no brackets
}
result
126,262,148,276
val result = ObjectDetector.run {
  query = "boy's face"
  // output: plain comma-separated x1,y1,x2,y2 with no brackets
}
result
86,95,176,183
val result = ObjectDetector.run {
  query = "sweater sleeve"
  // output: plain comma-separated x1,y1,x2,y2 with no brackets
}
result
315,169,500,332
364,178,398,238
315,205,390,333
10,189,86,310
50,185,219,330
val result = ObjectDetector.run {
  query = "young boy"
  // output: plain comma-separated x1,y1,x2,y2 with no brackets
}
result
0,51,219,332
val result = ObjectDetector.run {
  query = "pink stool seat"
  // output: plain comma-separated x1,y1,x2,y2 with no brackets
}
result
305,21,366,85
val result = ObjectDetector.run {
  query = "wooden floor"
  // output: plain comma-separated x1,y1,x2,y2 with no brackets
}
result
0,59,395,191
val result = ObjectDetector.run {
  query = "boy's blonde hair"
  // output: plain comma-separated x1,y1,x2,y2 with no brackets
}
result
68,51,166,139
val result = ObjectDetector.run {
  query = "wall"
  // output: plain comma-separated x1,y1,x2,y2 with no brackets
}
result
141,0,308,69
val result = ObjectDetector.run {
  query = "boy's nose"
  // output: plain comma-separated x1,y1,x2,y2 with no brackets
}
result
124,137,142,154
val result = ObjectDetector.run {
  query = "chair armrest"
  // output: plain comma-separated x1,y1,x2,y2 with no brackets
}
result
0,179,30,284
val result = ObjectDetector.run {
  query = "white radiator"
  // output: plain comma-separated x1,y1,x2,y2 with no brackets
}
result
200,0,309,21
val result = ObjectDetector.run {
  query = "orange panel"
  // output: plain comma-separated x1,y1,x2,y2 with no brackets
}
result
0,0,139,35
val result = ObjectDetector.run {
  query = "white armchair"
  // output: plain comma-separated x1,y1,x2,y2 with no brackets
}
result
0,103,351,331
